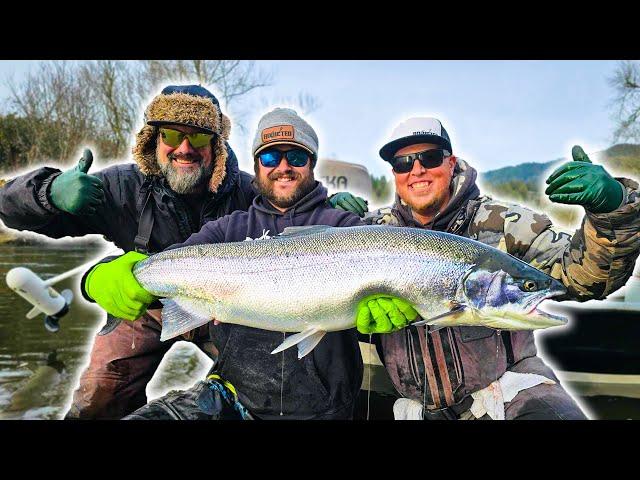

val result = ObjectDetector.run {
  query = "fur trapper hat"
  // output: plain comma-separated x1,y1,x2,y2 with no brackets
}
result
132,85,232,193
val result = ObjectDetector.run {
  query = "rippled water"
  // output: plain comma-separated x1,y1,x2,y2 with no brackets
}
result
0,242,210,420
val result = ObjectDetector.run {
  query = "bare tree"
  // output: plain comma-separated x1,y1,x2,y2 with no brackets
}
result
610,60,640,143
6,61,98,163
2,60,272,165
78,60,146,158
259,91,322,115
138,60,272,108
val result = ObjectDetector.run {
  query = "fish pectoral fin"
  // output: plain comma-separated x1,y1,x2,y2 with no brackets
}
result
412,304,471,329
279,225,332,238
159,297,214,342
296,331,327,359
26,306,41,319
271,328,327,359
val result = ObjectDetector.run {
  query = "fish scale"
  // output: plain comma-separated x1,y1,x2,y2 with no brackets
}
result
133,225,567,356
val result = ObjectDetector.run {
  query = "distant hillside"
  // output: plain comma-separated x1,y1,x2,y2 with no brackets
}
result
479,143,640,228
481,160,558,185
481,143,640,187
593,143,640,178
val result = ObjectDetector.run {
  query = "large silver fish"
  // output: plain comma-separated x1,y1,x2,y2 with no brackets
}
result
133,225,567,358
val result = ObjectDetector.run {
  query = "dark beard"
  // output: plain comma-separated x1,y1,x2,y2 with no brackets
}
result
159,152,214,194
255,168,316,209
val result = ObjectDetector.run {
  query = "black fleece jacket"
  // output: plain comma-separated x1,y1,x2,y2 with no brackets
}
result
167,182,365,420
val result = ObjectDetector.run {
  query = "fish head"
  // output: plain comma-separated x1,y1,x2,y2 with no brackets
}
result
461,254,567,329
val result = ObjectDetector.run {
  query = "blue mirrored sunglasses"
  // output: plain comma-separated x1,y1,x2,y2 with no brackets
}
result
257,148,310,168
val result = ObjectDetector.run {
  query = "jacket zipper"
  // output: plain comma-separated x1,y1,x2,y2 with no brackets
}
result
501,331,515,366
165,189,197,238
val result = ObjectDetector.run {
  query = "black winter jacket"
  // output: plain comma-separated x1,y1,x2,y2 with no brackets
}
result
0,146,257,252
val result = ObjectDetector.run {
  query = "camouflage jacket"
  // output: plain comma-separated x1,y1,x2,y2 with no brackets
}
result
364,159,640,409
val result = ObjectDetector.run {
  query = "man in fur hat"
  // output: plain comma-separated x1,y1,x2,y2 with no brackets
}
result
0,85,258,418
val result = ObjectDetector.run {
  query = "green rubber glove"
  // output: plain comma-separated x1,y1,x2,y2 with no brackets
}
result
356,294,419,334
49,149,106,215
329,192,369,217
545,145,624,214
84,251,157,321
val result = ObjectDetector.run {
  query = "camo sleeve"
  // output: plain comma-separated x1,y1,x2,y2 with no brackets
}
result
362,206,398,226
470,178,640,301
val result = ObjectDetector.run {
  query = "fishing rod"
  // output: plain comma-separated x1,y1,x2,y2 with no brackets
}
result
5,250,122,333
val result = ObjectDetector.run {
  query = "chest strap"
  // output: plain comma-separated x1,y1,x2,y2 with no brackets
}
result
134,189,155,254
416,326,443,409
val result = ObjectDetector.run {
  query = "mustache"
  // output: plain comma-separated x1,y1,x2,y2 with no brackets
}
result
268,169,300,181
168,152,201,162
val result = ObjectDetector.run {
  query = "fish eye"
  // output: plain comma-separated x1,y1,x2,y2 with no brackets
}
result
521,280,538,292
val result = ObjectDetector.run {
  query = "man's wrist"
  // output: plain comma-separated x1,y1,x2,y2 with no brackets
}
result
81,264,103,303
584,180,626,214
37,171,64,214
615,180,628,210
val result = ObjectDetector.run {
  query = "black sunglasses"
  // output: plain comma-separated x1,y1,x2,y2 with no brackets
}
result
257,148,311,168
390,148,450,173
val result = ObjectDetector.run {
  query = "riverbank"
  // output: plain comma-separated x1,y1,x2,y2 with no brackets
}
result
0,228,40,245
0,229,18,244
0,227,106,247
0,179,17,243
0,243,106,419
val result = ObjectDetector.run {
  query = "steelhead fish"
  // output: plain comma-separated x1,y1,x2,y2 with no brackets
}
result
132,225,567,358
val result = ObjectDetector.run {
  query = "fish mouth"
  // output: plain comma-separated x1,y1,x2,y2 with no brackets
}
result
529,305,567,327
523,287,568,327
478,301,567,330
523,279,567,313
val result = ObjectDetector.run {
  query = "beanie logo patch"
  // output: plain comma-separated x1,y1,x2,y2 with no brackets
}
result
262,125,295,144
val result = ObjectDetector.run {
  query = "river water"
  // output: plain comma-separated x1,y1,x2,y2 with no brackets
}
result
0,242,211,419
0,242,638,420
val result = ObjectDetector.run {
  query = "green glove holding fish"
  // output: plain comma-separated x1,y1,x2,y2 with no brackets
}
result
49,149,106,215
328,192,369,217
545,145,625,213
84,251,157,321
356,294,419,334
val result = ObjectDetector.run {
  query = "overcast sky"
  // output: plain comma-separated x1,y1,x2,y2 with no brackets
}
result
0,60,622,177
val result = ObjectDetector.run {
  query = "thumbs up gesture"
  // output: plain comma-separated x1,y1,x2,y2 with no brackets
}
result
545,145,625,214
49,149,106,215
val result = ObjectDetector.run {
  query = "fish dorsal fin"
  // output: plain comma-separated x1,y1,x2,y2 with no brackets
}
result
271,327,328,359
279,225,332,238
159,297,214,342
